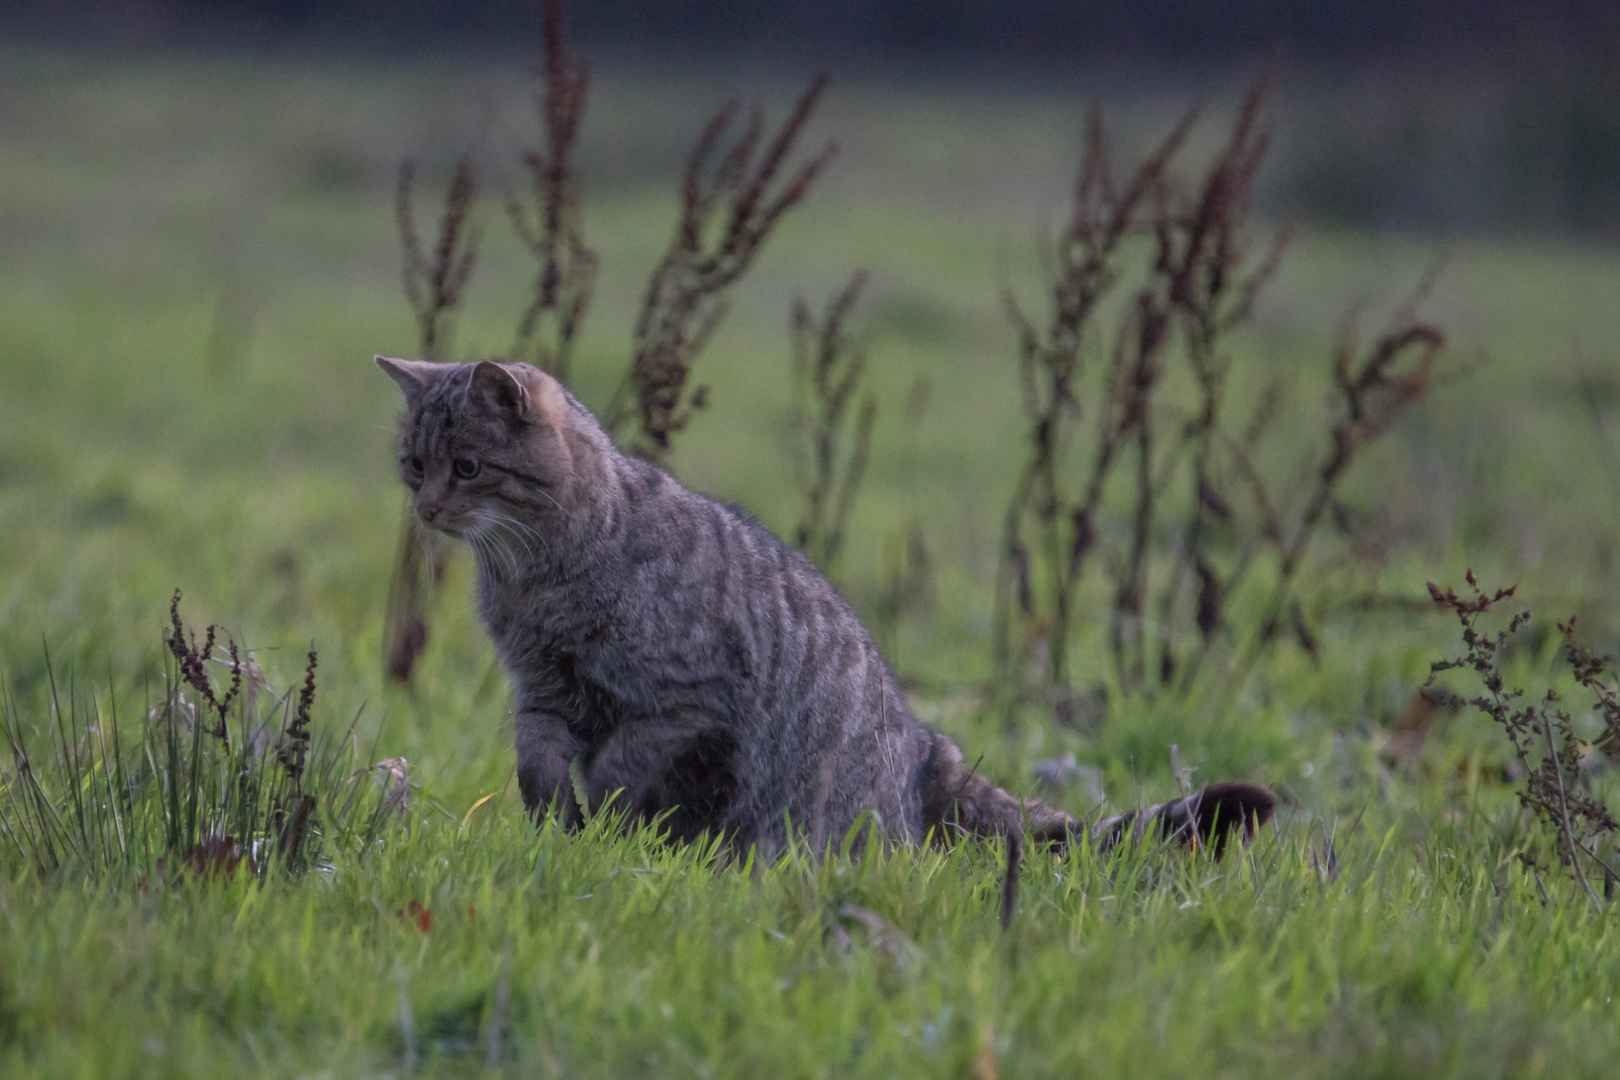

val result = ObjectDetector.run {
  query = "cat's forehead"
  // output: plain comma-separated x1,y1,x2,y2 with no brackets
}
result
406,365,493,452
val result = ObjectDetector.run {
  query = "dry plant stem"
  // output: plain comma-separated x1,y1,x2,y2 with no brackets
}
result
987,66,1445,703
166,589,241,752
1118,69,1444,694
509,0,597,383
1242,311,1444,669
382,505,446,684
991,105,1193,694
386,155,479,682
396,156,479,364
1147,74,1278,688
1542,715,1602,910
1109,292,1171,683
790,270,875,575
606,75,836,465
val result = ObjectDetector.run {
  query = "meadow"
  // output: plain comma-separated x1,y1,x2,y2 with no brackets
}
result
4,45,1620,1077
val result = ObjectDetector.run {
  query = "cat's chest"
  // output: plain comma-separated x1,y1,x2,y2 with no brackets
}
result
480,574,605,652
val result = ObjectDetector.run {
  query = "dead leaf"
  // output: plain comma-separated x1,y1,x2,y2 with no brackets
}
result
399,899,433,932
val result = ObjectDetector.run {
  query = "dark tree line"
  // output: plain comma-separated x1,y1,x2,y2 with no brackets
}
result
9,0,1620,65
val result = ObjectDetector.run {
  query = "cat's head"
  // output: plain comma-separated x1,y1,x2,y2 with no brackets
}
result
375,357,580,538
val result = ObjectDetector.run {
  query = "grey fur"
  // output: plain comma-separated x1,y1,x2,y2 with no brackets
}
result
377,356,1275,924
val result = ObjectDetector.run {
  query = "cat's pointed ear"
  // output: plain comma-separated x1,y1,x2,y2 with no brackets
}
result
470,360,531,419
375,355,443,411
529,368,573,435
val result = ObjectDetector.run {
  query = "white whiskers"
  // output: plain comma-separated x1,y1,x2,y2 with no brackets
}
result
468,506,554,579
533,487,566,515
466,518,517,580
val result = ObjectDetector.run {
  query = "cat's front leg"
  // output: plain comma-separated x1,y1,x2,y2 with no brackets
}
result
515,709,584,829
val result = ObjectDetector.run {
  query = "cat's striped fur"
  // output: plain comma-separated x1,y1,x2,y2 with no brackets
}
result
378,357,1275,925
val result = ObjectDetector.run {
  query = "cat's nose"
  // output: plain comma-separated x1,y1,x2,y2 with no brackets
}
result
420,503,440,522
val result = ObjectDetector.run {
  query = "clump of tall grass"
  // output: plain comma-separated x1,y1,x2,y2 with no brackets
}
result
0,591,404,882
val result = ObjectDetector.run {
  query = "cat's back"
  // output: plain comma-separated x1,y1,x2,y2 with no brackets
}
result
608,459,869,681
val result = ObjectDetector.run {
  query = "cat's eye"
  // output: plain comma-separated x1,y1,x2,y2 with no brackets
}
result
406,456,424,477
452,457,481,480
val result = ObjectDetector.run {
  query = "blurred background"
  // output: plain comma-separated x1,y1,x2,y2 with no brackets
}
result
8,0,1620,237
3,0,1620,797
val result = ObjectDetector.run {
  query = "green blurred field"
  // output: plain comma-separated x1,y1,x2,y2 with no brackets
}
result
5,46,1620,1077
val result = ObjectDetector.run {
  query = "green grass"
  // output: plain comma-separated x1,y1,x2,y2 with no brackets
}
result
6,802,1619,1079
5,45,1620,1077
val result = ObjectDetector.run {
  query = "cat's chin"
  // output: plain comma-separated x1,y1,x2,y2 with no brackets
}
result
420,518,469,539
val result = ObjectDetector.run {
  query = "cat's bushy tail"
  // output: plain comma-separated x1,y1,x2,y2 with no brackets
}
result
919,731,1276,929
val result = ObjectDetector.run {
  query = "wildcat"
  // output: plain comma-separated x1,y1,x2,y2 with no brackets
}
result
377,356,1275,925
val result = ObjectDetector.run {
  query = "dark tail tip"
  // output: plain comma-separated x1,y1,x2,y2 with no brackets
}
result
1194,782,1277,858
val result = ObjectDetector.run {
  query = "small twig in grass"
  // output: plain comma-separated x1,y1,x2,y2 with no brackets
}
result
1542,715,1602,909
1520,854,1552,907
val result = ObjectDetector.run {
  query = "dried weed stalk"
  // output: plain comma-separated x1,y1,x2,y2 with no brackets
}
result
789,269,876,576
992,103,1191,700
1142,75,1285,687
1427,573,1620,910
396,155,480,364
165,589,242,751
382,500,447,683
995,73,1448,711
385,155,478,682
606,75,837,464
1246,289,1445,659
508,0,597,383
